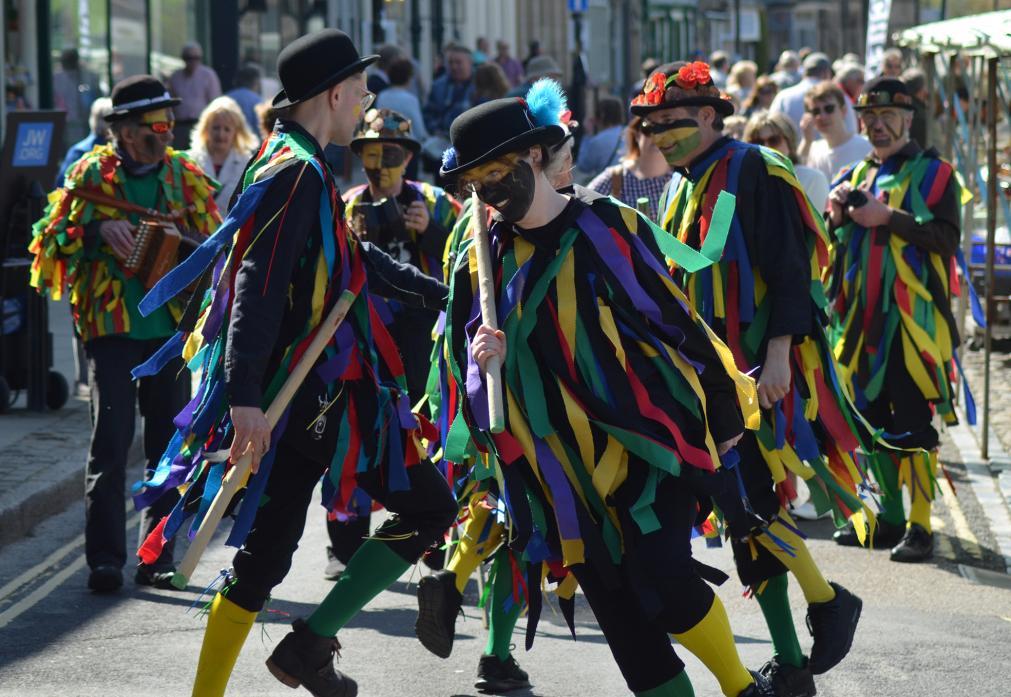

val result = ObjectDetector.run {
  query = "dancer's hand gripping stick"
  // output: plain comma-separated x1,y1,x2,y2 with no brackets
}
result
470,191,505,434
170,289,358,589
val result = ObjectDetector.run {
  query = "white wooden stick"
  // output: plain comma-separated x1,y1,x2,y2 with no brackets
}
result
470,191,505,434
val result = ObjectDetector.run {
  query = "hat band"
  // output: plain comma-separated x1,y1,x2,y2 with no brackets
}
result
857,91,913,108
114,92,174,112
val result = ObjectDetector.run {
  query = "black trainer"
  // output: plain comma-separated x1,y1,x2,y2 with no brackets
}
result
806,582,862,675
265,619,357,697
134,564,177,590
832,518,905,549
759,657,817,697
890,523,933,563
475,654,531,693
87,565,123,593
737,671,777,697
415,570,463,658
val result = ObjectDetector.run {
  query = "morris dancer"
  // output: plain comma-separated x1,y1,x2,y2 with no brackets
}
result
440,86,777,697
322,109,462,581
129,30,455,697
637,61,866,697
828,77,971,563
29,75,220,593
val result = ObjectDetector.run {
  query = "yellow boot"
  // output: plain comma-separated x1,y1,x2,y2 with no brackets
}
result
192,593,257,697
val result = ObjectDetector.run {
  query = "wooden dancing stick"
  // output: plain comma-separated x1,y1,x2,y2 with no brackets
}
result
171,288,358,589
470,191,505,434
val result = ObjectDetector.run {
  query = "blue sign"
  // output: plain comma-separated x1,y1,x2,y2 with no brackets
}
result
568,0,588,12
11,122,54,167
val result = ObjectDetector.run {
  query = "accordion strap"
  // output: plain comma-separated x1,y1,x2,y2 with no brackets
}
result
68,188,195,223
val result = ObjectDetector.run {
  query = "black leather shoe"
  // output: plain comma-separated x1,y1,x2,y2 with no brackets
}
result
806,582,862,675
832,518,905,549
759,657,817,697
475,654,531,692
737,671,777,697
134,564,178,590
265,619,357,697
890,524,933,563
87,565,123,593
415,570,463,658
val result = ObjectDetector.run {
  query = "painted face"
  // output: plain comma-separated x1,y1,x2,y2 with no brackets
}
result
359,142,408,190
132,108,173,163
459,152,536,223
859,107,906,149
642,116,702,166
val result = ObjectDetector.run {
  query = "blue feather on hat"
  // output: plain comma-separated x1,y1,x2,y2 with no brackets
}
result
525,78,567,128
441,146,458,171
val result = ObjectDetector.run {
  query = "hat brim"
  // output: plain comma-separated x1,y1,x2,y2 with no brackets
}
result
350,135,422,154
852,102,915,111
106,97,182,121
440,125,565,178
272,54,380,109
631,95,734,118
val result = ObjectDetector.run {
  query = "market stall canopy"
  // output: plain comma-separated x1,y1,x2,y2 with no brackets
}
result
894,10,1011,56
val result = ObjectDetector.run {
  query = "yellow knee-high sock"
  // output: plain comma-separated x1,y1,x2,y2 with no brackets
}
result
671,595,754,697
907,451,938,533
192,593,257,697
447,497,504,594
755,508,835,605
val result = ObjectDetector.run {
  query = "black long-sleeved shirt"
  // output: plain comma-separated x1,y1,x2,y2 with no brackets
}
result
224,121,447,411
677,136,813,344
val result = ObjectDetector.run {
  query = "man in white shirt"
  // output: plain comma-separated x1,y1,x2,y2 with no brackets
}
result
771,52,857,137
800,81,872,181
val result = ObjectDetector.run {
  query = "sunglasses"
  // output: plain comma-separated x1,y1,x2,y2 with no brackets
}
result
749,133,783,148
141,120,175,134
807,103,837,117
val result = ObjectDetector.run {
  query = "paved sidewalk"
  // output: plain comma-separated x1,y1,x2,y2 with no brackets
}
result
0,300,104,548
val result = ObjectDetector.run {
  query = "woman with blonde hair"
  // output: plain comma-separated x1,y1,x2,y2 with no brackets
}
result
188,95,259,211
587,115,671,219
726,60,758,105
743,109,829,212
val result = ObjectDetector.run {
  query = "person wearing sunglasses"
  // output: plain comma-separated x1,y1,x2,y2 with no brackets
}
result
800,81,870,182
29,75,222,596
638,61,869,697
827,77,970,564
441,79,775,697
125,30,457,697
743,110,829,212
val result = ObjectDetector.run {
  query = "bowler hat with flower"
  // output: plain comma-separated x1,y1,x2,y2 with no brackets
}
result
440,78,569,178
630,61,734,117
350,108,421,154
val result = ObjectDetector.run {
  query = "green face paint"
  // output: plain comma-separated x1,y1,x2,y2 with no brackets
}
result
646,118,703,166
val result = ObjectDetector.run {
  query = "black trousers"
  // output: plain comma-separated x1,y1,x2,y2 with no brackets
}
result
709,431,792,587
571,472,718,694
84,335,189,570
228,444,457,612
387,307,438,405
860,342,940,450
327,513,371,564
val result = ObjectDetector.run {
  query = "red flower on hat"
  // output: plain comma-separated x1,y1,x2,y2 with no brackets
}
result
632,72,669,107
675,62,712,90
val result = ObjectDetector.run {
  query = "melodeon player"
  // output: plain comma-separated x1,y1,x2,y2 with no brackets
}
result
29,75,221,593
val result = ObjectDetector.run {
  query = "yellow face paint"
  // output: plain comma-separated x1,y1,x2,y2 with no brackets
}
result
359,142,408,190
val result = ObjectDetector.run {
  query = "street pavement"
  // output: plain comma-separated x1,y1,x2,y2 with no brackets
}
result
0,467,1010,697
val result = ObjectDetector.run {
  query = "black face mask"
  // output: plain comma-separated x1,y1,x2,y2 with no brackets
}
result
475,160,536,223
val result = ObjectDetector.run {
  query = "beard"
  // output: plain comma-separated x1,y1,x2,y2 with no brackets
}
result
478,160,536,223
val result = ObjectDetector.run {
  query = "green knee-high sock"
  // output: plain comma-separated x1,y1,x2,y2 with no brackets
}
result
870,451,905,526
484,548,522,660
754,573,805,669
307,539,409,637
634,671,695,697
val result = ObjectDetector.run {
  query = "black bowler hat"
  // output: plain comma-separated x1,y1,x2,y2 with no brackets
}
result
273,29,379,109
440,97,565,178
855,77,915,111
106,75,180,122
350,108,421,154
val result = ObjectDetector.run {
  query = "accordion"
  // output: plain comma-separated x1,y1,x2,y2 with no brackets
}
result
122,219,185,289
